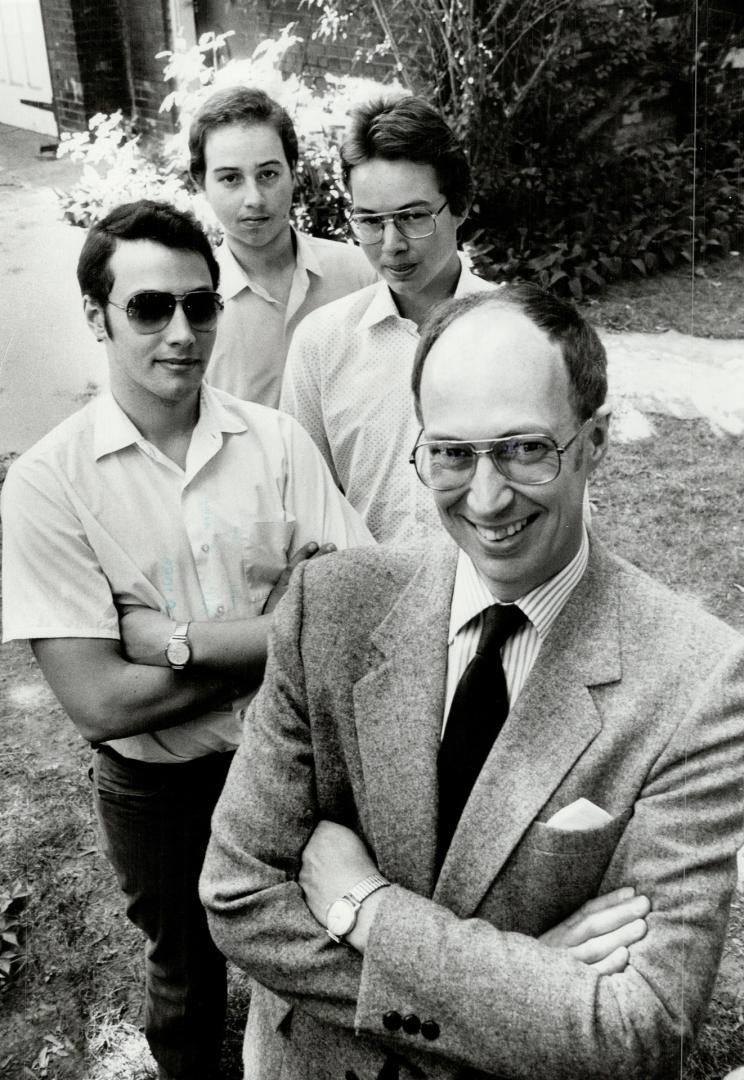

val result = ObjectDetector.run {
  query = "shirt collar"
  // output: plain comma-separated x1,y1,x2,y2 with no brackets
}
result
448,527,590,644
293,227,323,279
196,383,248,436
216,239,250,301
358,253,475,333
453,257,483,297
92,393,145,459
92,385,246,462
216,227,321,303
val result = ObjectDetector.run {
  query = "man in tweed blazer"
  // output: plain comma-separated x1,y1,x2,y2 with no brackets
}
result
201,286,744,1080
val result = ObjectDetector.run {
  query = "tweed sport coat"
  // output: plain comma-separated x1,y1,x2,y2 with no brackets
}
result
201,539,744,1080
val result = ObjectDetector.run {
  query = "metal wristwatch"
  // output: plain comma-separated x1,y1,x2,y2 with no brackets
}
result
165,622,192,670
325,873,390,944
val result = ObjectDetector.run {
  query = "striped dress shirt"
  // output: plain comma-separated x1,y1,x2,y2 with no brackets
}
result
443,529,590,733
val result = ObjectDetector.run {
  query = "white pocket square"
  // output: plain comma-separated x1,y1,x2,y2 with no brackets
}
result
546,798,613,831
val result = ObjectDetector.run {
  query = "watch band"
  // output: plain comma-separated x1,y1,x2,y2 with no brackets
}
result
325,872,391,944
346,873,390,906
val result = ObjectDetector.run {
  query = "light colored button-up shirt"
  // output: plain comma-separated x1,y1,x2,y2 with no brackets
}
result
1,384,373,762
444,528,590,728
280,256,497,545
206,228,376,407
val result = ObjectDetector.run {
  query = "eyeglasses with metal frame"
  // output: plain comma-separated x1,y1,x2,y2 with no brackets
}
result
410,417,596,491
107,290,224,335
348,200,449,245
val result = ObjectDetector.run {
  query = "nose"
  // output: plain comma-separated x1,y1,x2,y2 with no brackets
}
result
380,217,408,253
164,300,196,346
241,176,264,206
464,454,515,517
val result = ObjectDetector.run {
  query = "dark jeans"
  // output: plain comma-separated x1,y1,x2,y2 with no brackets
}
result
92,746,234,1080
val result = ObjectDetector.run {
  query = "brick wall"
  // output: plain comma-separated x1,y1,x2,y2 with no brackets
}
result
116,0,174,130
39,0,174,134
39,0,87,131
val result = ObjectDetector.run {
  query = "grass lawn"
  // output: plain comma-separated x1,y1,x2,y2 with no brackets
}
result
0,258,743,1078
580,252,744,339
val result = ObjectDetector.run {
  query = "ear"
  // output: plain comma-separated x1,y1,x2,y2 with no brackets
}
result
454,198,472,228
83,295,108,342
586,404,611,473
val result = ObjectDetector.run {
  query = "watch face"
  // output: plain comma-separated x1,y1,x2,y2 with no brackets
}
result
326,898,356,939
166,639,191,667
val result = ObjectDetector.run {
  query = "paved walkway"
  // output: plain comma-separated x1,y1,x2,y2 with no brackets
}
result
0,122,742,456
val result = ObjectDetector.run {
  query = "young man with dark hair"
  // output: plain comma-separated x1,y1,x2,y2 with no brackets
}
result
1,199,372,1080
202,286,744,1080
189,86,376,406
280,94,496,544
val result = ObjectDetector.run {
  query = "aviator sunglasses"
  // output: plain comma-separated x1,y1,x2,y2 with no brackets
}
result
107,290,224,334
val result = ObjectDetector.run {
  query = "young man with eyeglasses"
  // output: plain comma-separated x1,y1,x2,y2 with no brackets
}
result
202,285,744,1080
189,86,376,407
0,200,372,1080
280,94,496,544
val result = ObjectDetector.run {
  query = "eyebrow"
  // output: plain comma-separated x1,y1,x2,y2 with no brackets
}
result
352,200,435,215
211,158,284,173
424,428,552,441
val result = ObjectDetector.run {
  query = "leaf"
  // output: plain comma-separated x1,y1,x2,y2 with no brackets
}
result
582,266,605,287
630,258,647,276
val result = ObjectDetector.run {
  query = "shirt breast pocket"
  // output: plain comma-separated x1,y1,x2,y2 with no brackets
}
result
241,520,295,604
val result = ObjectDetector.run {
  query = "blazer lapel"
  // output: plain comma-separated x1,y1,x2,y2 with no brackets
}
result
354,545,457,898
434,542,623,915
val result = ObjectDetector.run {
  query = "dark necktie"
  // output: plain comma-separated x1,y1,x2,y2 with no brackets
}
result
437,602,528,865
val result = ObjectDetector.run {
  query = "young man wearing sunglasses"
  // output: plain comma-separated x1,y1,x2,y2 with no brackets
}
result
280,94,496,543
189,86,376,407
202,286,744,1080
0,200,372,1080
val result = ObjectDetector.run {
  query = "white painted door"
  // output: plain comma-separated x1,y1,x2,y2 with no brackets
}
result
0,0,57,137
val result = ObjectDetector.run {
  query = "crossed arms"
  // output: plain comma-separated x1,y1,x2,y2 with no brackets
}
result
31,542,332,744
201,561,744,1080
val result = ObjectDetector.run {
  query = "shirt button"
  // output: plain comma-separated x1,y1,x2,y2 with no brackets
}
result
421,1019,440,1041
402,1013,420,1035
201,543,209,553
382,1010,402,1031
216,605,225,615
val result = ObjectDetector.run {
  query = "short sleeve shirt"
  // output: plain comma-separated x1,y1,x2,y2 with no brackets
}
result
280,257,498,544
1,385,373,762
206,228,377,407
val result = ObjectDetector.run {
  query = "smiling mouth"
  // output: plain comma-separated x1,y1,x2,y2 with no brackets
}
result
473,515,535,543
384,263,417,273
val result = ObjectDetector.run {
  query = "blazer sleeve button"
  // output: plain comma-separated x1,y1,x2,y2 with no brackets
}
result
402,1014,421,1035
420,1020,440,1041
382,1010,402,1031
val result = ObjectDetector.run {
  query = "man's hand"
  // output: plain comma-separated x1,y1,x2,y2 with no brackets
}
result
118,605,174,667
540,886,650,974
262,541,337,615
299,820,377,926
